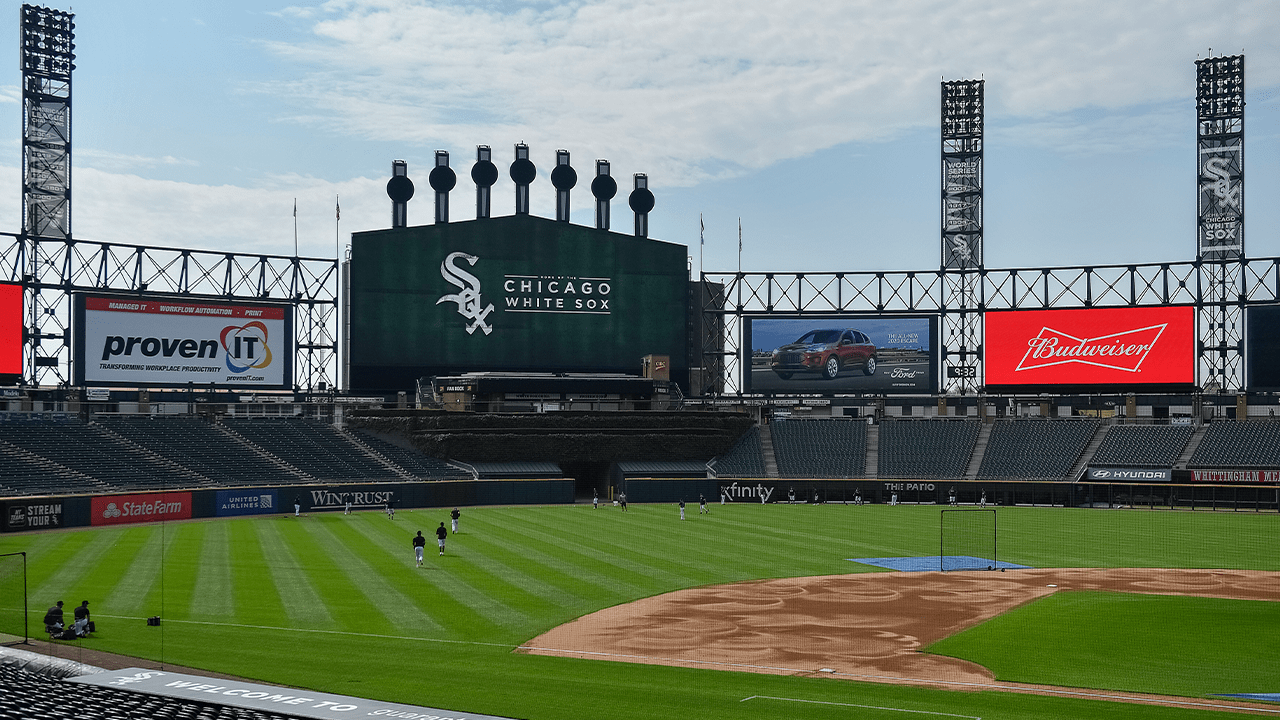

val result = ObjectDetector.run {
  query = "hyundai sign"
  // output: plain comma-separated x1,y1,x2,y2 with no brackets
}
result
984,306,1195,390
74,293,293,388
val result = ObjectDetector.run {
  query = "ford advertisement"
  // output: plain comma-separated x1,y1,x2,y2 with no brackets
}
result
745,316,937,394
73,293,293,389
984,306,1195,391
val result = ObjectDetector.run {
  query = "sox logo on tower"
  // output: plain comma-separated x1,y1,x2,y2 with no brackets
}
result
437,252,494,335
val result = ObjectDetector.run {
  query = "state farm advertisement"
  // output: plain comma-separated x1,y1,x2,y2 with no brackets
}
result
985,306,1195,388
92,492,192,526
74,294,292,388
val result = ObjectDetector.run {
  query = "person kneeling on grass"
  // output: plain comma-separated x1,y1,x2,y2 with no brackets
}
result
436,522,448,555
73,600,93,637
43,600,64,636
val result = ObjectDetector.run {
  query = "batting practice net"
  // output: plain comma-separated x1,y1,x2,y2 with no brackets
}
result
940,509,997,571
0,552,27,641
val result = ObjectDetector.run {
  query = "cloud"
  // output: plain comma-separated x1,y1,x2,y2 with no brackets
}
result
257,0,1278,184
77,149,200,173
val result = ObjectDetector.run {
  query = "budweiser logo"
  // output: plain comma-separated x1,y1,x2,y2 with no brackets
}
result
1016,323,1167,373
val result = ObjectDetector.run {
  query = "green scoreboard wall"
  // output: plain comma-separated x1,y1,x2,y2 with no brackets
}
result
349,215,689,391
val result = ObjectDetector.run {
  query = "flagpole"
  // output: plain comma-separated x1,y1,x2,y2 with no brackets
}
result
738,217,742,276
293,198,299,257
699,213,704,281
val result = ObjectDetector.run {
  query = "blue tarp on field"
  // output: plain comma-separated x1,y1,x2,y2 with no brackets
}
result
848,556,1033,572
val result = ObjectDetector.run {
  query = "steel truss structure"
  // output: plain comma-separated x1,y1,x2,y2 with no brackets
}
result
1196,54,1245,392
941,79,984,394
702,257,1280,395
0,233,338,392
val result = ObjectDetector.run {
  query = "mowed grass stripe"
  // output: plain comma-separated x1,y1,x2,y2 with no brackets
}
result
100,526,177,619
279,518,396,633
252,519,334,629
451,517,649,603
463,511,657,598
189,521,235,620
353,516,533,637
155,523,207,621
305,517,448,636
443,531,603,618
224,519,288,626
37,528,141,610
475,507,702,590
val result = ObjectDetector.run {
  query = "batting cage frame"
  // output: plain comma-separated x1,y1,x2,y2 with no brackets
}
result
940,509,997,571
0,551,29,644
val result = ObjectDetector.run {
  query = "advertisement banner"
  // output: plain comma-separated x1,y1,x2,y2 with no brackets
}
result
744,316,937,394
984,306,1195,389
1191,470,1280,483
1246,305,1280,391
3,500,64,532
302,486,398,510
1085,467,1172,482
214,489,279,517
74,294,292,388
0,283,20,378
91,492,192,526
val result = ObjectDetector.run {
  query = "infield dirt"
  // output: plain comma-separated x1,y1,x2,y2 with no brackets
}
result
520,567,1280,714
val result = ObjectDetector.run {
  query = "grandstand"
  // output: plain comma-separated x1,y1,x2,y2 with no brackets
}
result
878,419,981,479
1189,420,1280,468
222,418,413,482
770,419,867,478
976,419,1099,481
1090,424,1194,468
709,426,766,478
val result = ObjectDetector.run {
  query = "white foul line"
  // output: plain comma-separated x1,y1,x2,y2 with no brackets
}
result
741,695,980,719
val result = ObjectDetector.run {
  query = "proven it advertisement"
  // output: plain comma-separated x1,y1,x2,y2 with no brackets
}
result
985,306,1195,389
91,492,192,526
74,293,292,388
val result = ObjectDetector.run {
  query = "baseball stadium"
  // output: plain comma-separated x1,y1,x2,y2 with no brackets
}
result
1,5,1278,720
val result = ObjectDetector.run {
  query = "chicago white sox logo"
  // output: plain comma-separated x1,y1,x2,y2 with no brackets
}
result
436,252,495,335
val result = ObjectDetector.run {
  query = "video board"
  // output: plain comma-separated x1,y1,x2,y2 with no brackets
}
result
0,283,20,382
348,215,688,391
984,306,1195,391
744,316,937,394
1246,305,1280,391
73,293,294,389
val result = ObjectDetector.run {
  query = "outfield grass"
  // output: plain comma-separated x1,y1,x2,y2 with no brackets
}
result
926,590,1280,697
1,503,1276,720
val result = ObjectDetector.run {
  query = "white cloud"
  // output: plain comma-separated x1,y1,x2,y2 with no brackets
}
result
257,0,1278,184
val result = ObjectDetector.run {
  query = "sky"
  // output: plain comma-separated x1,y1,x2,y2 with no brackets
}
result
0,0,1278,276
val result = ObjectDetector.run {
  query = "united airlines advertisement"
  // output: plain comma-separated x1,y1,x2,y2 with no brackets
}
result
74,294,293,389
744,316,937,394
984,306,1195,390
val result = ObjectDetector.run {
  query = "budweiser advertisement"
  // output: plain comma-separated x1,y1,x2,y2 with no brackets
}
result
91,492,192,526
985,306,1195,389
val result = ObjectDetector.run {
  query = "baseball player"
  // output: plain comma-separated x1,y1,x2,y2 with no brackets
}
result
679,499,686,520
451,507,460,533
699,494,708,514
412,530,426,567
435,522,448,555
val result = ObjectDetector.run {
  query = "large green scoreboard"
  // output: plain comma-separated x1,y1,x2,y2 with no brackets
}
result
349,215,688,391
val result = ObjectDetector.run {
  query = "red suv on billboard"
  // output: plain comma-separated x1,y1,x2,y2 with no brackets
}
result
770,328,877,380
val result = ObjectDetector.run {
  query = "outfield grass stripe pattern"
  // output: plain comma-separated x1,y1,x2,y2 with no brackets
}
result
3,504,1278,720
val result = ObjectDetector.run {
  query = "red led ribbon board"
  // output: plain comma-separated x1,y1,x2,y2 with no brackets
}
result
0,283,21,376
984,306,1195,389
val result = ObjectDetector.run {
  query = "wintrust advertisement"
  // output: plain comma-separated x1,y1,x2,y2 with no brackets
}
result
92,492,192,526
0,282,21,379
985,306,1195,390
74,294,292,388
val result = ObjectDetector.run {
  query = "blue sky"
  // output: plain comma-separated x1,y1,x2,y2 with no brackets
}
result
1,0,1277,274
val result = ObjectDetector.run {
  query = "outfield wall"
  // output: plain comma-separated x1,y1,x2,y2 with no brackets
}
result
624,477,1280,511
1,479,573,533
